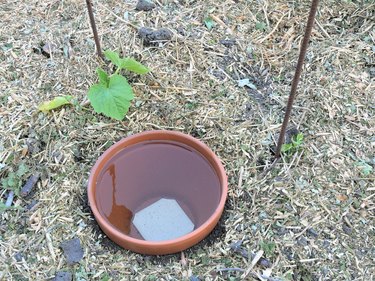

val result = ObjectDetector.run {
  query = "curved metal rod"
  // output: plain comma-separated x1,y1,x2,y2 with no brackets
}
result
275,0,320,158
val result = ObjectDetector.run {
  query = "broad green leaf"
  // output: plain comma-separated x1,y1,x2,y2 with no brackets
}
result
87,74,134,120
38,95,72,112
121,58,150,74
104,50,122,67
97,68,109,85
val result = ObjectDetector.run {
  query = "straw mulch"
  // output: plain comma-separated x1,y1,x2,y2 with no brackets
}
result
0,0,374,280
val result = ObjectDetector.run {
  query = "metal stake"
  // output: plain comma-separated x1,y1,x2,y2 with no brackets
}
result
275,0,320,158
86,0,103,58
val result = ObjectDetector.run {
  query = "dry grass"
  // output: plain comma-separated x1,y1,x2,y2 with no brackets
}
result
0,0,374,280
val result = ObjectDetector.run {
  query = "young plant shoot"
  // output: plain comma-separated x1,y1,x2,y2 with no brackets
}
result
88,50,150,120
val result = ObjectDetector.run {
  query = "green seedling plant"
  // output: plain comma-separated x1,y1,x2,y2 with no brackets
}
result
1,163,28,196
281,132,304,155
0,163,28,213
37,50,149,121
88,50,150,120
260,240,276,257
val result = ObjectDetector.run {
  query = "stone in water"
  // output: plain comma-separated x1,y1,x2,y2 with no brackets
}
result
133,198,194,241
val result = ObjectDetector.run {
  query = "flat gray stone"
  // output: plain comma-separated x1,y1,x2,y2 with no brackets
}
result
135,0,155,11
60,238,84,265
138,27,173,46
133,198,194,241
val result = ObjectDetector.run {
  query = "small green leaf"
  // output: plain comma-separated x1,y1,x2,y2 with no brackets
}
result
204,16,215,30
88,74,134,120
281,143,293,153
104,50,122,67
293,133,304,146
97,68,109,85
121,58,150,74
1,174,16,188
38,96,72,112
16,163,28,177
256,21,267,31
355,161,373,176
100,273,110,281
260,241,276,257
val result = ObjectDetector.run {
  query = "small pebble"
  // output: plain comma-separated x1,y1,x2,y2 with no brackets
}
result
307,227,318,238
53,271,72,281
342,224,352,235
26,138,41,154
26,200,38,210
276,226,288,236
138,27,172,45
42,42,57,56
135,0,156,11
230,240,242,250
60,238,84,265
219,39,236,47
285,127,299,143
297,236,308,246
321,267,329,276
110,270,119,278
282,248,294,261
258,257,272,268
14,252,23,262
259,211,268,219
322,240,330,249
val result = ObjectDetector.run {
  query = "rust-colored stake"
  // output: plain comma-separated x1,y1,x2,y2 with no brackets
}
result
275,0,320,158
86,0,103,58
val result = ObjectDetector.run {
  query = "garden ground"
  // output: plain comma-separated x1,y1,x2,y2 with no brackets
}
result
0,0,374,280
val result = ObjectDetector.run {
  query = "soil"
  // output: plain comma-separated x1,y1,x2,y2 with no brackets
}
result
0,0,374,280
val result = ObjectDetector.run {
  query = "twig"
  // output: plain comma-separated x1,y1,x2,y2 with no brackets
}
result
275,0,320,158
258,12,287,44
315,19,331,38
210,14,233,34
243,250,264,278
20,174,40,197
230,241,272,268
216,268,245,273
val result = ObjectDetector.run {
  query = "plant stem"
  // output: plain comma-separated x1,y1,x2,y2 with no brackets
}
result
274,0,319,158
114,67,121,75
